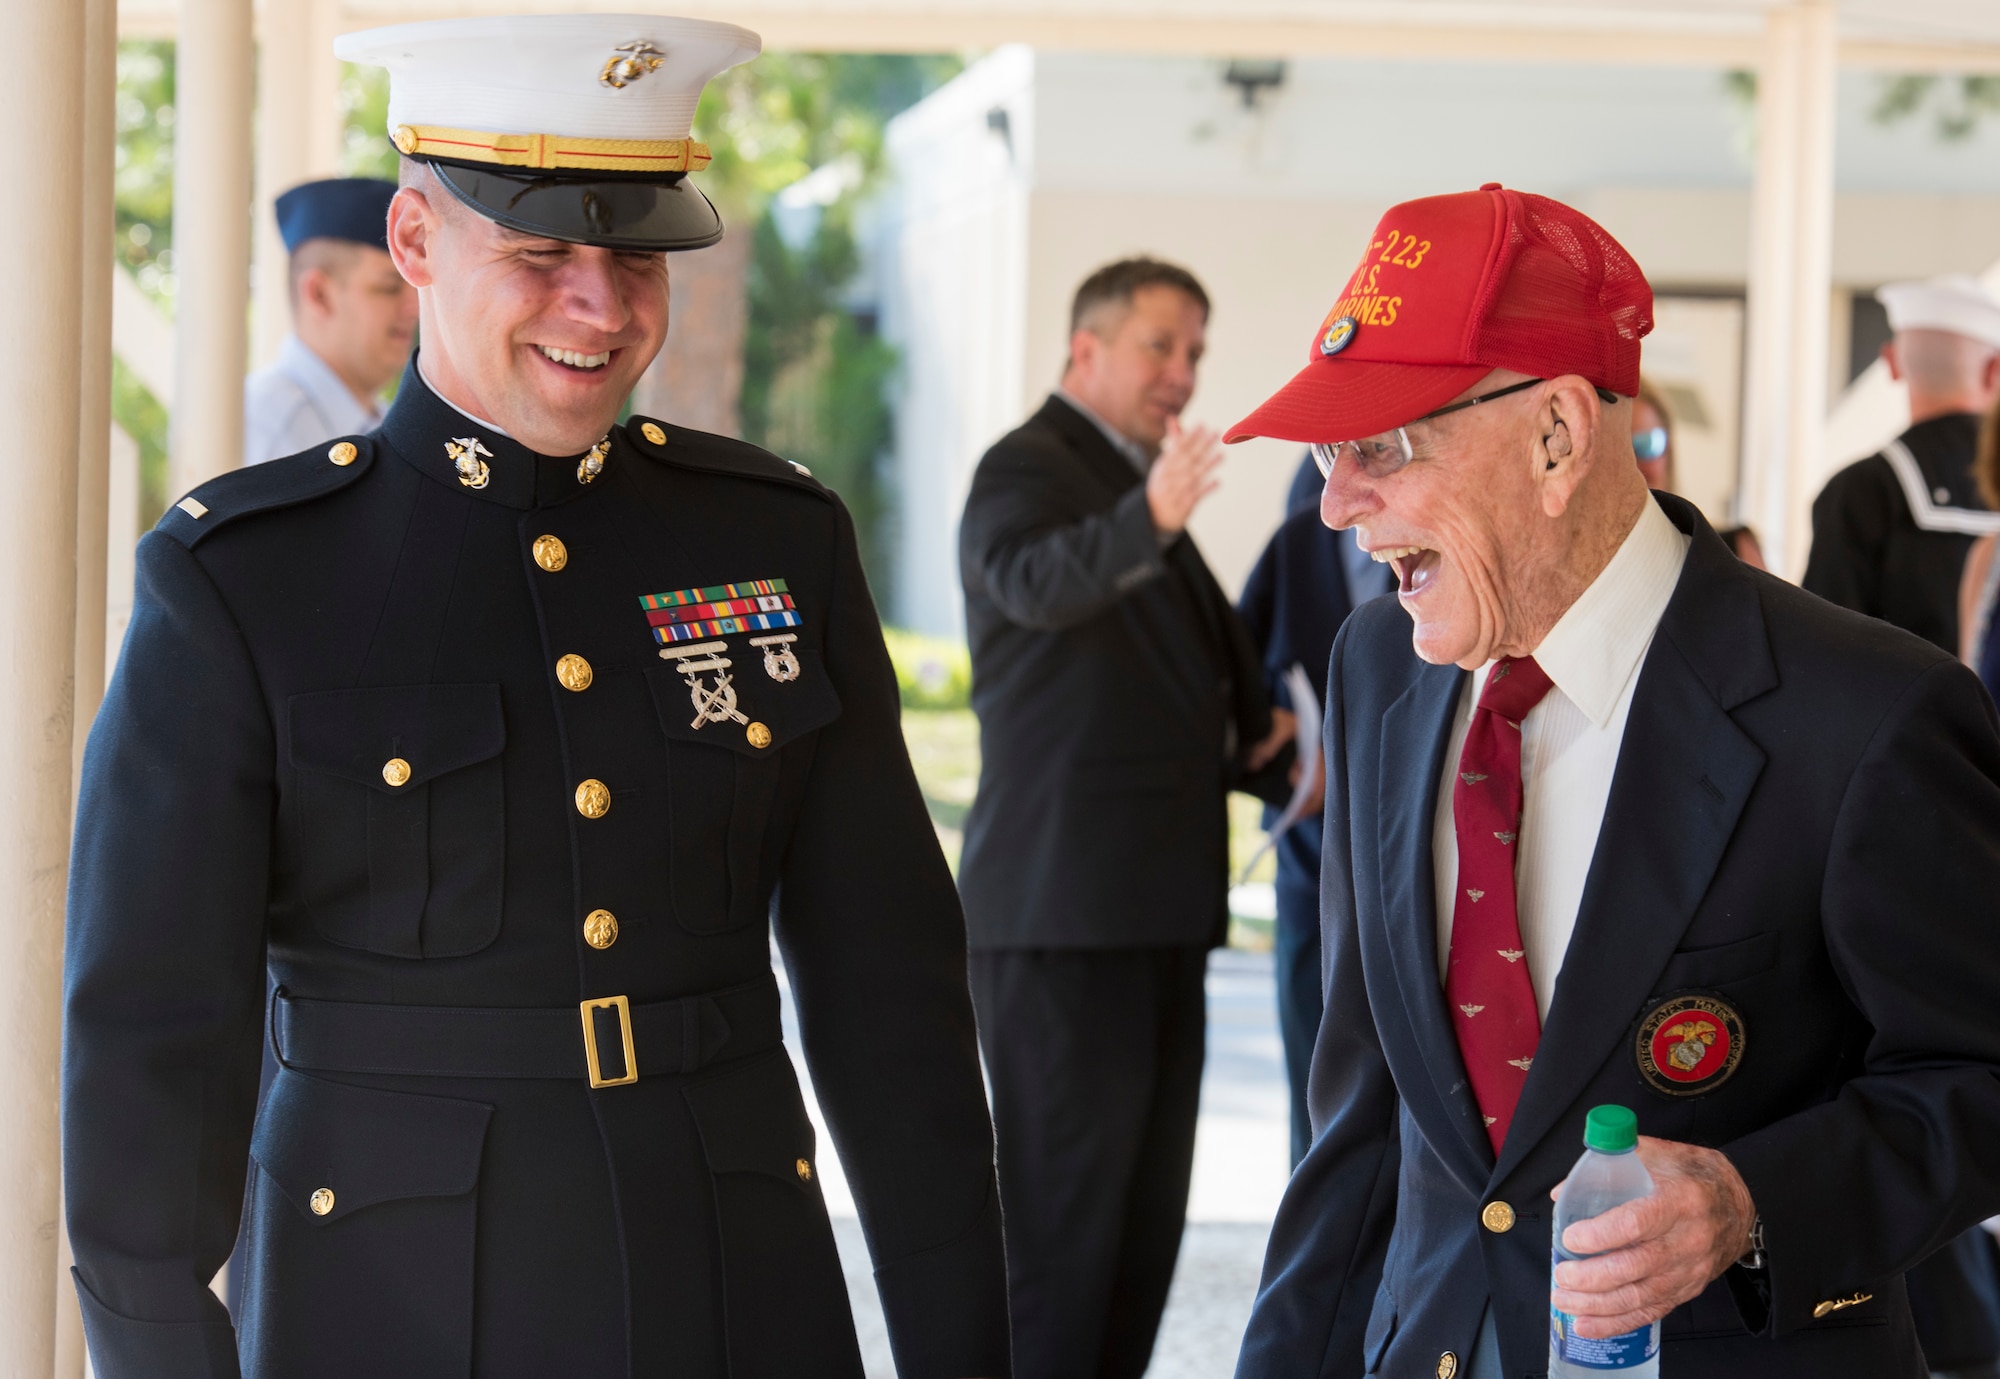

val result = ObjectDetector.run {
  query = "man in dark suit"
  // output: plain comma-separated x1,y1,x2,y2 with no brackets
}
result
1228,184,2000,1378
62,18,1008,1378
959,257,1291,1378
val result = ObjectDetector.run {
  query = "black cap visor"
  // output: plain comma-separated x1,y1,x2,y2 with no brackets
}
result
426,157,724,252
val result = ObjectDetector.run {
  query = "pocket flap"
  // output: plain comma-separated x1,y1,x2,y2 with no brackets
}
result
251,1068,492,1223
1654,931,1779,990
683,1051,818,1187
646,643,840,759
289,684,505,792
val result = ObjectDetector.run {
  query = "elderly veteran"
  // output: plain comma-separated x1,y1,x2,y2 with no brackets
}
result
63,16,1008,1379
1227,184,2000,1379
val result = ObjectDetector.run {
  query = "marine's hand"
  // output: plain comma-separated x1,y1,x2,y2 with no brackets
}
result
1291,737,1325,814
1247,707,1296,772
1146,415,1224,535
1548,1135,1755,1338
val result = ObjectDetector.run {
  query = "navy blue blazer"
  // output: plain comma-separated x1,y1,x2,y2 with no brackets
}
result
1237,493,2000,1379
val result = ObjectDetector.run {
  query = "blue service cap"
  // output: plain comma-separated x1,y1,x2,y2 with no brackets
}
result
273,177,399,254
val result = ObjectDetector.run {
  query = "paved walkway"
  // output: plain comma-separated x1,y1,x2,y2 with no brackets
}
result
781,947,1291,1377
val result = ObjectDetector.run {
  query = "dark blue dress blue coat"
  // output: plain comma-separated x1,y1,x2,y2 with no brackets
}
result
1237,494,2000,1379
62,367,1009,1379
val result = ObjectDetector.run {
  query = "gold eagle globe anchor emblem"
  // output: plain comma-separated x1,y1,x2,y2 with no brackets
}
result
446,436,495,489
600,41,665,89
1662,1018,1718,1073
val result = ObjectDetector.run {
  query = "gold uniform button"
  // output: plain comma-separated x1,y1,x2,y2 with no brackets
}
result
795,1158,812,1182
1436,1353,1457,1379
746,721,772,749
575,779,611,819
391,124,419,155
310,1187,335,1216
640,421,667,446
382,757,412,788
532,534,568,572
328,441,358,466
1481,1201,1515,1233
556,654,593,692
583,909,619,949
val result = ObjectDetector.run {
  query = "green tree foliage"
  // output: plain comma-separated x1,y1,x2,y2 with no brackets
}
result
697,54,961,592
1872,76,2000,143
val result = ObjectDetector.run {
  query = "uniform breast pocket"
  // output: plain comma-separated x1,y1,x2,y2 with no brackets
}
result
287,684,506,959
645,644,840,936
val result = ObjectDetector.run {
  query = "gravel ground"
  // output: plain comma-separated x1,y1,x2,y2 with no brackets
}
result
787,947,1290,1377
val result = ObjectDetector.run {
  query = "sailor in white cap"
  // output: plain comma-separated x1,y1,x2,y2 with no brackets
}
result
1804,274,2000,654
62,16,1009,1379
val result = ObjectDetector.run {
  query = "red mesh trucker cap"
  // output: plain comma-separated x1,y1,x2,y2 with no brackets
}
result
1226,184,1654,444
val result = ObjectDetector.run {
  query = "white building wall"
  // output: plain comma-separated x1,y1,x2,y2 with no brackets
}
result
877,49,2000,633
877,46,1035,636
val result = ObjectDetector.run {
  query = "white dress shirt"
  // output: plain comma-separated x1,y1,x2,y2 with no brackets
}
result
241,335,386,467
1431,496,1690,1019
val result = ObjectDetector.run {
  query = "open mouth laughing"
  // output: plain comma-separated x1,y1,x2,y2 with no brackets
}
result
1371,543,1441,597
535,345,613,372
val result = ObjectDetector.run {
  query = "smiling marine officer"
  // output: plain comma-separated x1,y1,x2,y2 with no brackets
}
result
62,15,1009,1379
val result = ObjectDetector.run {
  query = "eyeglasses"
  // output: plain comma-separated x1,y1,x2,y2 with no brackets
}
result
1633,426,1669,461
1310,378,1621,480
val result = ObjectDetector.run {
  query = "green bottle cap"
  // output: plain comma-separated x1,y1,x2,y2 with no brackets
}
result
1584,1104,1638,1153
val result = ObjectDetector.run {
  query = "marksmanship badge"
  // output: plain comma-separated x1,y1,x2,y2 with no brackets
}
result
749,632,801,682
662,640,748,730
1634,993,1746,1097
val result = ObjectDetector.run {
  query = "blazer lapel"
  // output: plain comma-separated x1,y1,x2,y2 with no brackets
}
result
1377,657,1495,1185
1494,500,1774,1181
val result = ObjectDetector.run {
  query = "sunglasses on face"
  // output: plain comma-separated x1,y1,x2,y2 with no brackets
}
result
1633,426,1669,462
1310,378,1621,481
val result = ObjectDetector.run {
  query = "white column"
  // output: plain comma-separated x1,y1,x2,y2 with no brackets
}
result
253,0,314,369
1737,0,1839,579
0,0,86,1370
170,0,256,498
58,0,118,1371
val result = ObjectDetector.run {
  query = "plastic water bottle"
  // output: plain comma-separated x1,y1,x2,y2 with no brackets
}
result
1549,1105,1660,1377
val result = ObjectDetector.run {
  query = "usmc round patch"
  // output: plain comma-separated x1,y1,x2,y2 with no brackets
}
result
1635,993,1745,1097
1320,314,1360,357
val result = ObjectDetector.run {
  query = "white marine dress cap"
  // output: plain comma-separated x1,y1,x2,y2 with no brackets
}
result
1876,274,2000,351
335,14,761,251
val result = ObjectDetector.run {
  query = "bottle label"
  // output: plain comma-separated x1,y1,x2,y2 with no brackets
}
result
1550,1252,1661,1369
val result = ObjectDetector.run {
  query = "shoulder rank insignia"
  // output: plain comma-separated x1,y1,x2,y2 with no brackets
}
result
1635,993,1746,1097
639,578,802,647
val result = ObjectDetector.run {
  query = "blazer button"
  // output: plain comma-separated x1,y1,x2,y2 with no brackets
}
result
1436,1352,1457,1379
382,757,411,788
1481,1201,1516,1233
583,910,618,949
556,654,593,692
575,779,611,819
532,534,568,572
310,1187,335,1216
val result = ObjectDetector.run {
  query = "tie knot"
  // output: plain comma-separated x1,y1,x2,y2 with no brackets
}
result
1476,655,1555,721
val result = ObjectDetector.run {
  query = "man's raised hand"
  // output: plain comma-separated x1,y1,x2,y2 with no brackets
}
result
1146,415,1225,535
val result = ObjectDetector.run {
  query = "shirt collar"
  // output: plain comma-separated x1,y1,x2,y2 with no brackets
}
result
1529,493,1691,729
375,354,606,511
277,334,384,432
1055,389,1154,476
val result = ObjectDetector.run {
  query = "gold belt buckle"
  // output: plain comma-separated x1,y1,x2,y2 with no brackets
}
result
580,994,639,1088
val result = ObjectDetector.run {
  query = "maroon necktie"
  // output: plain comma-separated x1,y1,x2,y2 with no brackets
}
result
1445,656,1556,1154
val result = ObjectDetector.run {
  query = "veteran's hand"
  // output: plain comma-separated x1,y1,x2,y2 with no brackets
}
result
1146,416,1224,535
1247,707,1296,772
1548,1135,1755,1338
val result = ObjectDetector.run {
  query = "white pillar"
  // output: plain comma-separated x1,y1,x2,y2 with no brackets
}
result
59,0,118,1370
170,0,256,498
0,0,86,1370
253,0,314,369
1737,0,1838,579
